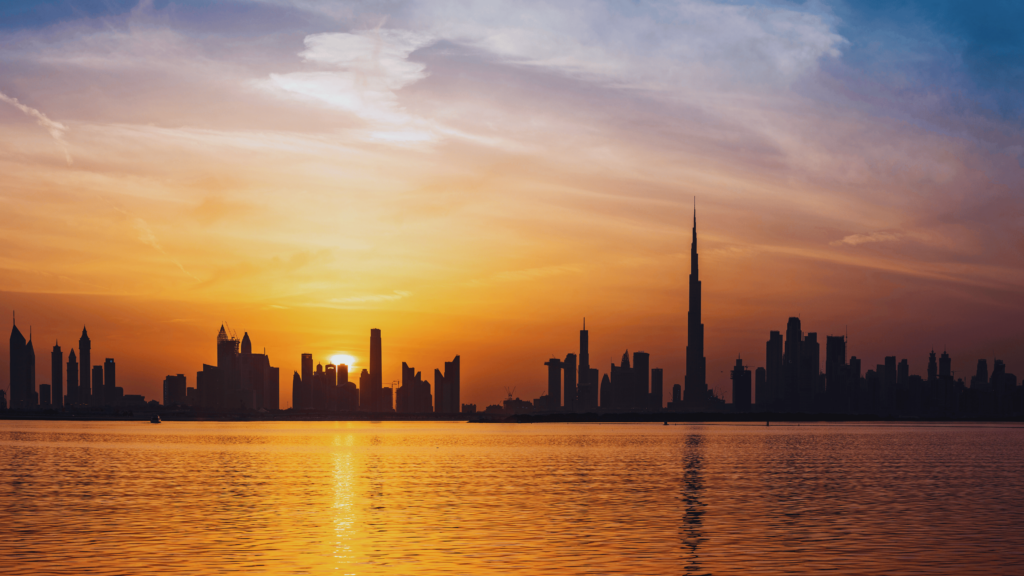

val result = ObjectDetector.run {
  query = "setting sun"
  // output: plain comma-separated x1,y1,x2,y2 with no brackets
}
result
330,354,356,369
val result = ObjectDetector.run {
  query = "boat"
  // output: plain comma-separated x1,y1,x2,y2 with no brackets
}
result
150,415,161,424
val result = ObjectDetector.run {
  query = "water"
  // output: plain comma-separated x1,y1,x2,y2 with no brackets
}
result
1,421,1023,575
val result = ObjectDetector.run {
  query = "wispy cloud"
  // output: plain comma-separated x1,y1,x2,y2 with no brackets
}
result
0,91,72,165
117,209,198,280
830,232,904,247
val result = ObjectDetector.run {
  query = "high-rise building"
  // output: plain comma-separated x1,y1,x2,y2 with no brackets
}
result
731,357,751,411
291,372,302,409
51,342,63,410
651,367,664,410
754,367,766,407
683,208,707,408
217,326,241,410
927,350,938,382
398,362,433,413
633,351,650,411
66,349,78,406
39,384,51,408
9,318,29,410
578,319,592,408
765,331,783,410
26,335,36,408
163,374,187,406
544,358,562,411
104,358,116,405
79,327,91,407
359,369,371,410
825,335,846,410
782,318,802,411
370,328,383,412
91,365,103,406
299,353,313,410
563,353,577,412
443,355,460,414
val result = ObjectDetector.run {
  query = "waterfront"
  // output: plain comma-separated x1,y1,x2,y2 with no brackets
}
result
2,421,1023,575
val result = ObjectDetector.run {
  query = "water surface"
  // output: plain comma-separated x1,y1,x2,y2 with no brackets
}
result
2,421,1022,574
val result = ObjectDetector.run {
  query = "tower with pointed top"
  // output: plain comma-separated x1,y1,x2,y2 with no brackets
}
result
79,327,91,406
9,316,29,409
683,207,708,408
52,341,63,410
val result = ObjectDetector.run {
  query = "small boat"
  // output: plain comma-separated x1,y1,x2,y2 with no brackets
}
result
664,421,668,426
150,415,161,424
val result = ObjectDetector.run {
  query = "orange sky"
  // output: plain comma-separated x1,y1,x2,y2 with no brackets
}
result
2,1,1023,407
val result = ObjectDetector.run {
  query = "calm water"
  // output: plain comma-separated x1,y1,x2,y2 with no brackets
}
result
1,421,1023,575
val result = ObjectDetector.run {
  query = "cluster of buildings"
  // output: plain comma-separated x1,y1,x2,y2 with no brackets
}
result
5,319,148,411
289,328,463,414
164,325,282,411
730,320,1024,418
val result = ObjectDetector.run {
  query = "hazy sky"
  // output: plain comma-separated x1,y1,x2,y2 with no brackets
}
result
2,0,1023,407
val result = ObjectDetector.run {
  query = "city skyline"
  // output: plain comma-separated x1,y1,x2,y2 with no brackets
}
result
5,209,1022,415
1,1,1023,409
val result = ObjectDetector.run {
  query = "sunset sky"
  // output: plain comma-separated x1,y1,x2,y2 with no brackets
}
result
2,0,1023,407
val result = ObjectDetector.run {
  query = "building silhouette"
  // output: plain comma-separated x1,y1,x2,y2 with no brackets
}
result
163,374,187,406
79,327,91,407
731,357,751,411
544,357,562,411
51,342,62,410
370,328,383,412
764,331,783,410
66,348,78,406
397,362,433,413
91,365,103,406
683,208,708,409
651,367,664,410
9,317,31,410
433,355,461,414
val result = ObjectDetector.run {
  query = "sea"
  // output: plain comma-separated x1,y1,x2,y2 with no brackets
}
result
1,420,1023,575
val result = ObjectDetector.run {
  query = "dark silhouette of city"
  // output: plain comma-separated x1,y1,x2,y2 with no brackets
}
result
4,210,1024,421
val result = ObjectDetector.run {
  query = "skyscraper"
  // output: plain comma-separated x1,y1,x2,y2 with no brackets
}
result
782,318,802,411
51,342,63,409
66,348,78,406
299,353,313,410
651,367,664,410
545,357,562,410
8,318,29,410
563,353,577,412
730,357,751,411
25,335,36,408
104,358,116,405
79,327,91,407
443,355,460,414
825,335,846,411
765,331,783,410
370,328,382,412
92,365,103,406
578,319,591,406
683,208,707,408
633,351,650,410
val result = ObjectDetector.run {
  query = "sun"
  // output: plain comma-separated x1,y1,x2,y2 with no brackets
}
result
330,354,356,368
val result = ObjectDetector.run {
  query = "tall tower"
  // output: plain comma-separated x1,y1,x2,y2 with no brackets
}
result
683,207,707,408
51,342,63,410
79,327,91,407
370,328,382,412
9,317,27,410
67,348,78,406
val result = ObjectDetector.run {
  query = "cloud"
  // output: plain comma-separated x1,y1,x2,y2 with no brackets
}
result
0,91,72,164
327,290,412,304
264,29,437,140
830,232,904,247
